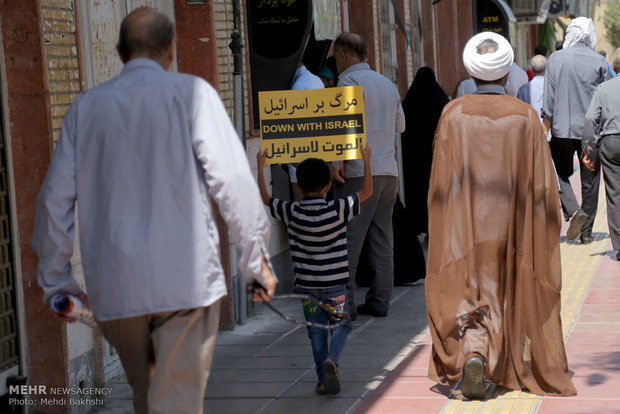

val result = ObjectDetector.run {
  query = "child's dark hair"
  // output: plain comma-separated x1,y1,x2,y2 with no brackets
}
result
296,158,332,193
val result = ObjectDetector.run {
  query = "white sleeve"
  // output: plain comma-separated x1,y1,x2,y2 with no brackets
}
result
190,79,276,287
32,99,83,303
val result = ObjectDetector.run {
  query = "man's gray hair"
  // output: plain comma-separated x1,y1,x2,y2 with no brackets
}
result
476,39,498,55
530,54,547,74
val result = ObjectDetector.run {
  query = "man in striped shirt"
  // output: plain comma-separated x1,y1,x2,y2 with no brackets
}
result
257,145,372,395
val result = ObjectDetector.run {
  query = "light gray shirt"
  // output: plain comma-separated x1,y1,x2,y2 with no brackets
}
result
457,63,527,98
505,63,529,97
583,77,620,154
542,43,610,140
337,63,405,177
32,59,272,321
291,65,324,90
456,78,476,98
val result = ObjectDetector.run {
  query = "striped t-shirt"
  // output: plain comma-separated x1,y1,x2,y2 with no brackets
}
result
269,195,360,288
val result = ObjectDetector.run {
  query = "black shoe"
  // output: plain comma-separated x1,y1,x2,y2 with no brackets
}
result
356,303,387,317
322,359,340,395
616,251,620,261
566,209,588,240
580,231,593,244
460,355,486,400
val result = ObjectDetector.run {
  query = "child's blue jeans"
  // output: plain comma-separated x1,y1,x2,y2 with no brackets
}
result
296,285,352,383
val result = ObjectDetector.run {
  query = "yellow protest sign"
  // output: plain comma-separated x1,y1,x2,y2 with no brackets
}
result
259,86,366,164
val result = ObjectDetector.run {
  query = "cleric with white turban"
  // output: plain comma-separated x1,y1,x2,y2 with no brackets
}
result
463,31,514,82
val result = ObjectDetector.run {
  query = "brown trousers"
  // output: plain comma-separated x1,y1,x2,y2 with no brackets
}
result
98,303,220,414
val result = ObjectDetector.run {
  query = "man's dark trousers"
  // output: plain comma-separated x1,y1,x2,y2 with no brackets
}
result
549,136,601,233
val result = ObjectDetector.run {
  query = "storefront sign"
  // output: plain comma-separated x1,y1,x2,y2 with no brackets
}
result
474,0,516,42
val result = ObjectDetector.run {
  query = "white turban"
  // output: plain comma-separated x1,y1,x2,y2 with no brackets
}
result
563,17,597,49
463,32,514,81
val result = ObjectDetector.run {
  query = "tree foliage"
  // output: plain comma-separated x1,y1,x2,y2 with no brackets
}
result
603,0,620,47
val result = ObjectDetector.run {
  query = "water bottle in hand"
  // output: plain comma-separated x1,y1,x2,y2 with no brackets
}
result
51,294,97,328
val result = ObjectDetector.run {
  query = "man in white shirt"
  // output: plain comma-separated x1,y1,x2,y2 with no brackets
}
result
32,8,276,414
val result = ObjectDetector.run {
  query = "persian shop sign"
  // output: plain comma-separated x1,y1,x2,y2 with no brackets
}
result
259,86,366,164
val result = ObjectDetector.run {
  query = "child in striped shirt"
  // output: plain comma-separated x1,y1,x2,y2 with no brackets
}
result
257,144,372,395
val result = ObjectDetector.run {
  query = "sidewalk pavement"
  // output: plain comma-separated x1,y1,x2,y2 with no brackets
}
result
94,280,430,414
95,190,619,414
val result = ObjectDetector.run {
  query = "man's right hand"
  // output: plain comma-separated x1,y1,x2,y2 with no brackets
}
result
49,292,89,323
582,148,595,172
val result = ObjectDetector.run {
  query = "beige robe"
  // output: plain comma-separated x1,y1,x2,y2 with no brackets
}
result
425,92,577,396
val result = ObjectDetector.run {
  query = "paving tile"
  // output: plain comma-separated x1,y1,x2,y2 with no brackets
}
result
338,354,405,369
202,398,272,414
312,368,389,383
215,333,283,346
355,397,446,414
281,379,382,398
212,368,311,383
214,344,269,357
574,311,620,323
572,322,620,334
344,342,415,356
239,355,316,370
261,397,360,414
256,344,313,357
584,295,620,304
204,382,290,399
538,398,620,414
364,380,441,398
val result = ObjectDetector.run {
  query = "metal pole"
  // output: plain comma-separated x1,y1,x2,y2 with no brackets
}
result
229,0,245,148
229,0,247,324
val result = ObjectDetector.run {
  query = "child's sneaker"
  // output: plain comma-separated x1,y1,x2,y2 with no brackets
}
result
322,358,341,395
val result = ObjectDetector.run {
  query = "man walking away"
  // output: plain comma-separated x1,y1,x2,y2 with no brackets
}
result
426,31,576,400
517,55,547,121
582,50,620,261
32,8,276,414
331,32,405,319
542,16,610,243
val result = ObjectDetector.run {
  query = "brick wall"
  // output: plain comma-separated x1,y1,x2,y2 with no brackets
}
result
41,0,81,144
213,0,235,118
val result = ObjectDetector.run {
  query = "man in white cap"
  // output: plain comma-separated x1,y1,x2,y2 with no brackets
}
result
425,32,576,401
542,17,610,244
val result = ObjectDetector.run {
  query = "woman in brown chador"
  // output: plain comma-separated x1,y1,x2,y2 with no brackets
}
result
425,32,577,400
